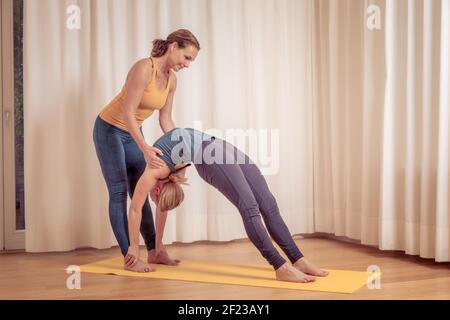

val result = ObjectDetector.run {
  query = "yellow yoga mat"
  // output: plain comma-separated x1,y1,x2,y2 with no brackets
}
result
80,257,379,294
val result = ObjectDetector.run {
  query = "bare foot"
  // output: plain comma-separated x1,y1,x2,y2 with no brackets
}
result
147,250,180,266
124,259,154,273
293,257,329,277
275,262,316,283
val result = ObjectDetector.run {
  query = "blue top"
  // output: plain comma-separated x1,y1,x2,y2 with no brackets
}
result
153,128,214,172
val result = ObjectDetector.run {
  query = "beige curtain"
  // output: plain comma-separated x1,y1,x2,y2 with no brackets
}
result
24,0,314,252
313,0,449,261
24,0,449,262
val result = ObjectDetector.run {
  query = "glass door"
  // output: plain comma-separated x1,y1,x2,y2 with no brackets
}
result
1,0,24,250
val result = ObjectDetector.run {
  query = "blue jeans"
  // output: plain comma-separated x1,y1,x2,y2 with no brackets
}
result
93,116,155,256
194,138,303,270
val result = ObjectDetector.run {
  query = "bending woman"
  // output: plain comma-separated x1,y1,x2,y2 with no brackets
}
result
126,128,329,283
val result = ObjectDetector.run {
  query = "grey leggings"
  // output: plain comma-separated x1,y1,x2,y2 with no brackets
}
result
194,138,303,270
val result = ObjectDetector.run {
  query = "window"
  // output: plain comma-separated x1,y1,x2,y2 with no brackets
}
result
14,0,24,230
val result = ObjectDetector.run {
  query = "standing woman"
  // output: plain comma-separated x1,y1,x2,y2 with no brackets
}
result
93,29,200,272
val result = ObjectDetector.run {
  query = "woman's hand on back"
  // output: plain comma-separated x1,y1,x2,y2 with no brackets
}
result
143,145,166,169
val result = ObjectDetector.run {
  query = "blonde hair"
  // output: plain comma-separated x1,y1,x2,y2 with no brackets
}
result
151,29,201,57
157,182,185,211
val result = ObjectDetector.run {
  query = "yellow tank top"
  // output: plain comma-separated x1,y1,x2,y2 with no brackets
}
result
99,57,171,131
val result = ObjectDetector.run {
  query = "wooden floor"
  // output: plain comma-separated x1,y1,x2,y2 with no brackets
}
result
0,237,449,299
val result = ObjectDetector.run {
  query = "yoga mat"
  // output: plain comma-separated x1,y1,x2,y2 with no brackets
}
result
80,257,379,294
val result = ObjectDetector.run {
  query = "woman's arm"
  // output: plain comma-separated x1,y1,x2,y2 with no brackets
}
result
128,168,157,246
159,72,177,133
155,206,168,255
126,165,170,267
